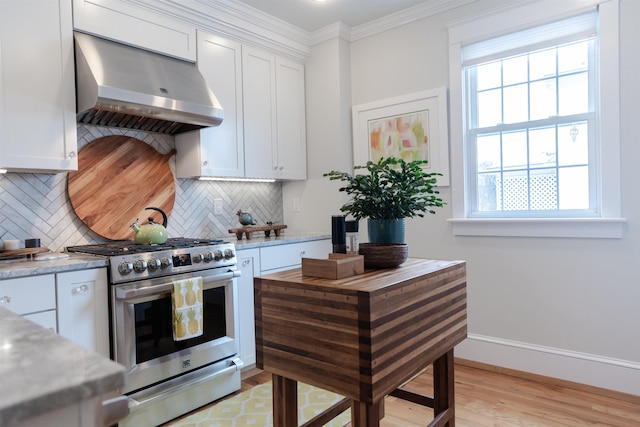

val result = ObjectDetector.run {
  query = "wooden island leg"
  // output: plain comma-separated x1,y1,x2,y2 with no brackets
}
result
351,400,382,427
433,349,455,426
273,374,298,427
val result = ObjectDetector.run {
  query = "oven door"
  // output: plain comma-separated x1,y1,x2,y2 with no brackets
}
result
112,268,240,395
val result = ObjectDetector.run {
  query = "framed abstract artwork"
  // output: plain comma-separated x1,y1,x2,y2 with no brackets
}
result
352,87,449,186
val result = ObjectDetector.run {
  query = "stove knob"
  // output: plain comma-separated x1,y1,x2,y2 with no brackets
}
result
213,250,223,261
118,261,134,275
160,257,172,269
147,258,161,271
193,253,204,263
133,260,147,273
203,251,214,262
224,248,235,259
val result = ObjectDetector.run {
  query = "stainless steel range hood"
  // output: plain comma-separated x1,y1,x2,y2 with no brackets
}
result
74,32,223,135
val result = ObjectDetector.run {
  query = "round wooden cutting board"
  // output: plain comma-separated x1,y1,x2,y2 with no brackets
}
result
67,136,176,240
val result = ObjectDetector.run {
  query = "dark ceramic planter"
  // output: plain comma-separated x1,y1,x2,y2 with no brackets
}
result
367,218,405,244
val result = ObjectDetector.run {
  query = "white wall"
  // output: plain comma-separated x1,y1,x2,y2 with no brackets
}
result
283,36,353,232
291,1,640,395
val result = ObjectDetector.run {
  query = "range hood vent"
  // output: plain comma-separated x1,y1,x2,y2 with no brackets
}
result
74,32,223,135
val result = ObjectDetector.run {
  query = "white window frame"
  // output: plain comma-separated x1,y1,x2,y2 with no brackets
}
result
447,0,625,238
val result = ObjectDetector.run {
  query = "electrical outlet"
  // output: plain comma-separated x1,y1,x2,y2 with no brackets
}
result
293,197,301,212
213,198,223,215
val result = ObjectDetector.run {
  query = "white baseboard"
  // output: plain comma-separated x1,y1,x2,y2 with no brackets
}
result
455,334,640,396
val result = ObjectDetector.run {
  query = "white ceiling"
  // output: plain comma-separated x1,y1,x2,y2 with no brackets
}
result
234,0,430,32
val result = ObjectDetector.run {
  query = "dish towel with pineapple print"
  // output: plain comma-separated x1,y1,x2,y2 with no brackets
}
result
172,276,204,341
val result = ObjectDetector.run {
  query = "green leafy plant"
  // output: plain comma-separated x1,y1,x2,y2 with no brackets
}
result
323,157,445,220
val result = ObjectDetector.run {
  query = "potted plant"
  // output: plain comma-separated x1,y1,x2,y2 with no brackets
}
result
323,157,445,244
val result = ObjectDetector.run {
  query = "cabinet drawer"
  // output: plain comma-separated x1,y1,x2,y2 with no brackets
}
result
24,310,57,332
0,275,56,315
260,240,330,273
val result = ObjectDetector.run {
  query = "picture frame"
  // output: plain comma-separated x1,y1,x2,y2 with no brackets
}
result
352,87,449,186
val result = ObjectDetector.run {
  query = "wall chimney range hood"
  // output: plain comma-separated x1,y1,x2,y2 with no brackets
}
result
74,32,223,135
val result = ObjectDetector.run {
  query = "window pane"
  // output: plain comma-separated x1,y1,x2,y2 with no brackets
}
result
477,89,502,127
503,55,528,85
502,170,529,210
529,48,556,81
476,61,501,90
528,126,556,168
529,78,557,120
477,133,501,172
558,41,588,74
503,84,528,123
559,166,589,209
530,168,558,210
502,131,527,170
558,72,588,115
558,122,588,166
477,172,500,211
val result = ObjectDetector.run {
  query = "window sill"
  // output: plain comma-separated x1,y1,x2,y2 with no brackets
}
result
447,217,626,238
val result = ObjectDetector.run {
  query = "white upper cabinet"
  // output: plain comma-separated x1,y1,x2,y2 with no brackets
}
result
242,47,279,179
176,40,307,181
0,0,78,173
72,0,196,61
275,57,307,180
242,48,307,179
176,32,245,178
243,47,307,180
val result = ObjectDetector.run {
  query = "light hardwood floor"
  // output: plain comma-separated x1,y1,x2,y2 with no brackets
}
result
167,360,640,426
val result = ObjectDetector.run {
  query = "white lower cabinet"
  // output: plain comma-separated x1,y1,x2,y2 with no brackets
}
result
0,275,57,331
236,248,259,369
56,268,109,358
260,239,331,274
236,239,330,369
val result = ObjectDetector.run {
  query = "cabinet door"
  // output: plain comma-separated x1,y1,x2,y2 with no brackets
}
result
236,248,259,368
72,0,196,61
176,32,244,178
0,0,78,172
242,47,278,179
275,58,307,180
56,269,109,358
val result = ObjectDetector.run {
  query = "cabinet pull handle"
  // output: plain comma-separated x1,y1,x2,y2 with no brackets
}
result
299,251,306,257
67,151,77,159
203,160,209,166
242,260,251,267
1,295,11,304
74,284,89,294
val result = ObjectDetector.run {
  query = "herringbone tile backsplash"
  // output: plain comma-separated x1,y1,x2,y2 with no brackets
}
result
0,125,283,251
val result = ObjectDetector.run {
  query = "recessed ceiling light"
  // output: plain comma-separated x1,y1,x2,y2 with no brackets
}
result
312,0,327,2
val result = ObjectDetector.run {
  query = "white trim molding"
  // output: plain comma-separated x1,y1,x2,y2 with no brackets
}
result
456,334,640,396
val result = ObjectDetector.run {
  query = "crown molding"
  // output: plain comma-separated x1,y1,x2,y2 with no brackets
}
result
350,0,478,41
125,0,479,57
129,0,311,60
310,22,353,45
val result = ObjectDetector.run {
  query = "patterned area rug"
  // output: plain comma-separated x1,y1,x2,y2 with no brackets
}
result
166,381,351,427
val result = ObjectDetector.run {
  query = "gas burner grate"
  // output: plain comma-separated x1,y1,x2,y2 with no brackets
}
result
66,238,226,256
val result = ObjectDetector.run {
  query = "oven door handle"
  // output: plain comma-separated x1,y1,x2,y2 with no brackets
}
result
115,269,240,301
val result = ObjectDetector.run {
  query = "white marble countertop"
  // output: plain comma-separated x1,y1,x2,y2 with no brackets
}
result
0,307,126,426
0,253,108,280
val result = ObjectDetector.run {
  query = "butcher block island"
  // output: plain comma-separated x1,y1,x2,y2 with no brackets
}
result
254,258,467,427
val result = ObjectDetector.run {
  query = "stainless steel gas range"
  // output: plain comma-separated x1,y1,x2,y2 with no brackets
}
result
67,238,243,427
